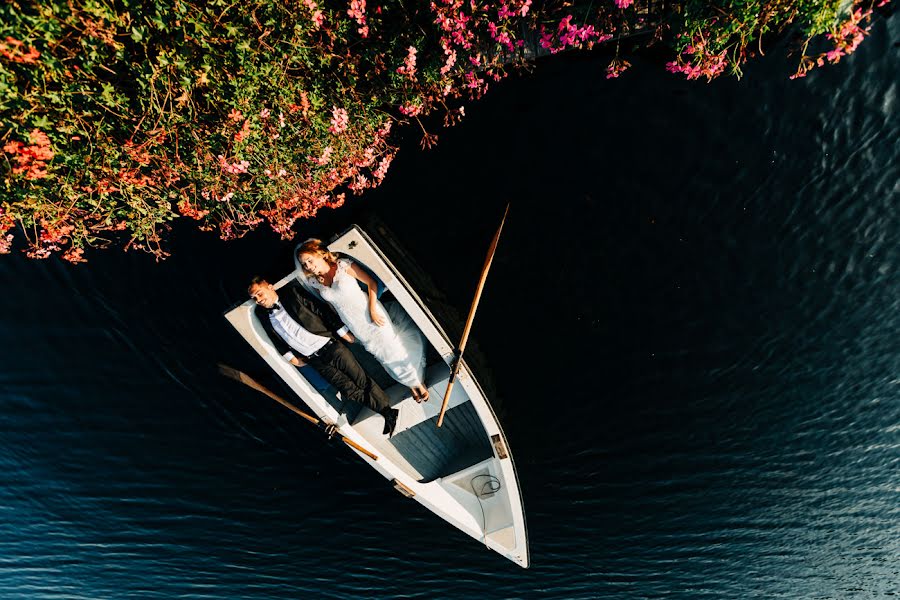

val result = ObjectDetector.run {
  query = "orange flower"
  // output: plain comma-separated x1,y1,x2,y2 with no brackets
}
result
3,129,54,179
0,37,41,64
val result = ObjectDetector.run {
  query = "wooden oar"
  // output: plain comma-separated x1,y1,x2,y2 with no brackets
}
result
436,203,510,428
218,363,379,461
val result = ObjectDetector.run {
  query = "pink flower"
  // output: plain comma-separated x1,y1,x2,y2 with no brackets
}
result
304,0,324,28
347,0,366,21
328,107,349,134
606,58,631,79
577,25,597,42
825,48,844,63
615,0,633,8
349,174,368,192
396,46,418,80
311,145,333,165
440,48,457,75
539,27,556,51
665,60,682,74
348,0,367,36
550,15,602,50
399,103,423,117
228,109,243,122
0,234,14,255
373,154,393,181
217,155,250,174
61,247,87,264
356,147,376,168
465,71,485,90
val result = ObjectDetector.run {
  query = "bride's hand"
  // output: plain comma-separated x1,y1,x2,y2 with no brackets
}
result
369,304,386,326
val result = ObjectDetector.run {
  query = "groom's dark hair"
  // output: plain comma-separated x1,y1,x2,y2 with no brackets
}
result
247,275,270,294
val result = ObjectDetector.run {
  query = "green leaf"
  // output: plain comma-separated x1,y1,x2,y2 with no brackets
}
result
101,82,116,106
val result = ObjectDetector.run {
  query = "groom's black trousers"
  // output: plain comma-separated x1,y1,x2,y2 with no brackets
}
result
306,341,391,414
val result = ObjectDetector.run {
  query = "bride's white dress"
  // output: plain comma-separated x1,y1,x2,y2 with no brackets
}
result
309,258,426,389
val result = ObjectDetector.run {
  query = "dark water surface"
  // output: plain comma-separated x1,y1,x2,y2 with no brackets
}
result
2,15,898,600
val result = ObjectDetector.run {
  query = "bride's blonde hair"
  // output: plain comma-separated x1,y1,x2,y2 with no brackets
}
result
297,238,338,283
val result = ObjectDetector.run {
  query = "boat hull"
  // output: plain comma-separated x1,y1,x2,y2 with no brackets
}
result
225,225,529,567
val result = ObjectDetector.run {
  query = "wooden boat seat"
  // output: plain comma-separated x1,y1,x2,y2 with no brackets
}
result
352,361,466,433
348,362,493,482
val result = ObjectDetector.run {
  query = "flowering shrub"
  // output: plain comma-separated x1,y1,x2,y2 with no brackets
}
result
1,0,557,261
666,0,888,80
0,0,889,262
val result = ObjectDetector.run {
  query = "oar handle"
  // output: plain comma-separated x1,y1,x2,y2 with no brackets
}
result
340,436,379,461
436,203,509,428
457,203,509,355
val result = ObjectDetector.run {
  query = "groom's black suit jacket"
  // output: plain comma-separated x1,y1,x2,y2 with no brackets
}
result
254,281,345,358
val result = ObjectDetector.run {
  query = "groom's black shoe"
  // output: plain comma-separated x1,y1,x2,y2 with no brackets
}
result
381,408,399,437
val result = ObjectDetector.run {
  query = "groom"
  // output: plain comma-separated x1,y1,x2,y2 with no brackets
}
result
248,276,399,436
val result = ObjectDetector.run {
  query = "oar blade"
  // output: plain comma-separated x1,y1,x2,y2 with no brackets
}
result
217,363,319,425
217,362,244,382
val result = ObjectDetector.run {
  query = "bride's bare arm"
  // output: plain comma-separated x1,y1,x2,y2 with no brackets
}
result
347,262,386,326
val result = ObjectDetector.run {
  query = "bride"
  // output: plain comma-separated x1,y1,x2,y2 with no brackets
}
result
295,239,430,402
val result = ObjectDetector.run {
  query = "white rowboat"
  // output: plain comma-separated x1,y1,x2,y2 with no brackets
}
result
224,224,529,567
